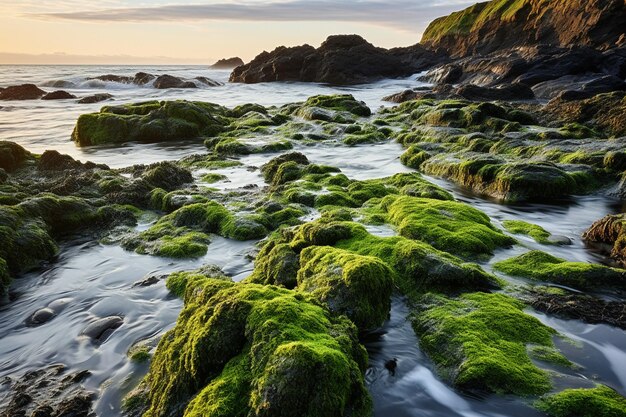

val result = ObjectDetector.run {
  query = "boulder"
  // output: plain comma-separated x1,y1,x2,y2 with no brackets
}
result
455,83,535,101
0,84,46,100
532,74,626,100
195,76,222,87
77,93,113,104
210,57,244,69
153,74,196,89
41,90,77,100
133,72,155,85
89,74,133,83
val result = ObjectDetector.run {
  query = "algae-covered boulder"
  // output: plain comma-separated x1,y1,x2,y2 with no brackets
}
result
413,292,564,396
72,100,229,146
536,385,626,417
583,213,626,267
494,250,626,289
297,246,393,329
0,141,32,172
138,275,371,417
247,241,300,288
382,195,515,258
290,95,371,123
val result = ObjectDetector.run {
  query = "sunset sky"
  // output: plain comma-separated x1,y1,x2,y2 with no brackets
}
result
0,0,473,64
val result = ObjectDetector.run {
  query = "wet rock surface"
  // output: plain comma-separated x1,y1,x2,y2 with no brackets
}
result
80,316,123,343
77,93,113,104
0,84,46,100
0,365,95,417
210,57,244,69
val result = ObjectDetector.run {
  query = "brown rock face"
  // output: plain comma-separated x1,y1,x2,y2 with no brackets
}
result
210,57,245,69
229,34,448,85
583,214,626,267
422,0,626,57
0,84,46,100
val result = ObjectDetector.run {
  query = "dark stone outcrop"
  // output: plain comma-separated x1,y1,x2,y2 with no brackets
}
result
421,0,626,58
89,74,133,83
383,83,533,103
153,74,197,89
77,93,113,104
41,90,77,100
210,57,244,69
0,84,46,100
134,72,155,85
230,34,448,85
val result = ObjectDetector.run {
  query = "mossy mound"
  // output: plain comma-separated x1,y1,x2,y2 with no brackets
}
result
289,95,371,123
0,141,32,172
140,275,371,417
413,292,560,396
261,152,339,187
494,250,626,289
205,137,293,156
297,246,393,329
123,202,268,257
382,195,515,258
72,100,230,146
421,155,598,202
503,220,553,244
536,385,626,417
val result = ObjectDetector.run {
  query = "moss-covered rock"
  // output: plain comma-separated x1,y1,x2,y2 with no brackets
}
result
382,195,515,258
494,250,626,289
0,141,32,172
536,385,626,417
503,220,553,244
291,95,371,123
72,101,230,146
297,246,393,329
142,275,371,417
413,292,559,396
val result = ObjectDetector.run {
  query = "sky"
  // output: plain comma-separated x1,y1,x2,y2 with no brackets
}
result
0,0,474,64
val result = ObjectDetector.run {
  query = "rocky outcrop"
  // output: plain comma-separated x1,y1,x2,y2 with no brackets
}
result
77,93,114,104
421,0,626,58
153,74,197,89
41,90,77,100
230,34,448,85
210,57,244,69
0,84,46,100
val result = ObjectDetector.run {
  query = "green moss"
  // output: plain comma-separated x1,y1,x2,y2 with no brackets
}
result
293,95,371,118
129,346,151,363
413,292,557,396
401,146,432,169
536,386,626,417
297,246,393,329
503,220,553,244
142,276,370,417
72,100,229,146
528,345,574,368
0,258,10,295
247,241,300,288
382,195,515,258
201,173,228,183
494,250,626,289
0,141,32,172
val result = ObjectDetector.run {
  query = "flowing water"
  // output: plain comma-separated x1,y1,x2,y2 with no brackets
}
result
0,65,624,416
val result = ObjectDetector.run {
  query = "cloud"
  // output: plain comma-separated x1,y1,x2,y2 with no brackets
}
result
27,0,473,31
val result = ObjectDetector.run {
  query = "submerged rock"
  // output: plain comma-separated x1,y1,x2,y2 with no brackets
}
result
0,84,46,100
77,93,113,104
41,90,77,100
80,316,123,342
153,74,196,89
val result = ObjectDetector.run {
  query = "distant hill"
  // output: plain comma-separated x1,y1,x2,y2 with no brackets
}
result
421,0,626,57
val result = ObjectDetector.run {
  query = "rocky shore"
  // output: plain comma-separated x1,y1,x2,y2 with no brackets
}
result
1,0,626,416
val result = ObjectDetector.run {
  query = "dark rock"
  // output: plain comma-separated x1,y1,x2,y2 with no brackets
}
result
418,64,462,84
210,57,245,69
422,0,626,57
153,74,197,89
230,34,448,85
583,213,626,267
132,275,163,288
456,83,535,101
524,288,626,330
133,72,155,85
384,358,398,376
38,150,96,171
195,76,222,87
532,74,626,100
55,393,94,417
41,90,77,100
89,74,133,83
0,84,46,100
77,93,113,104
26,308,56,326
80,316,123,342
133,161,193,191
0,141,31,172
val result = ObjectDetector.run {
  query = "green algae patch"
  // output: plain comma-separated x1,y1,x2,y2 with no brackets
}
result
382,195,515,258
247,241,300,288
297,246,393,329
527,345,573,368
72,100,230,146
536,385,626,417
494,250,626,289
413,292,558,396
124,201,268,258
503,220,553,244
0,141,33,172
142,275,371,417
290,94,371,123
